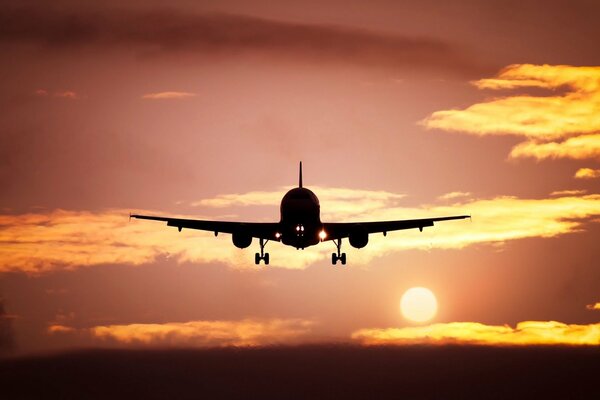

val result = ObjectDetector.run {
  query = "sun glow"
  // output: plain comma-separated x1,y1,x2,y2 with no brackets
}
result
400,287,438,323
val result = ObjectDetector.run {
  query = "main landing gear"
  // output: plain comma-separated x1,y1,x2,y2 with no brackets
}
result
332,238,346,265
255,238,270,265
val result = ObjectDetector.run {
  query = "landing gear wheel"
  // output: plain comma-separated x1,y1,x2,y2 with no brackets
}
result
331,239,347,265
255,238,270,265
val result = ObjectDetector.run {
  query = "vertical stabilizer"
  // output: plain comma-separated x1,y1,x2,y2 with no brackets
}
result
299,161,303,188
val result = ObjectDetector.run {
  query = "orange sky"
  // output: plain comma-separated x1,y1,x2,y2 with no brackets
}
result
1,0,599,355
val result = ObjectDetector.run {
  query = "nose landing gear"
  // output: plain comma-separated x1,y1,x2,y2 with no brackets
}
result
331,238,346,265
255,238,270,265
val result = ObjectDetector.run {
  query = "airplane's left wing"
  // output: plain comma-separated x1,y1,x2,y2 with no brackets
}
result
323,215,469,240
130,214,280,241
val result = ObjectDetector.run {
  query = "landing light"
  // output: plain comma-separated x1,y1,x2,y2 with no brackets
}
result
275,232,281,239
319,230,327,240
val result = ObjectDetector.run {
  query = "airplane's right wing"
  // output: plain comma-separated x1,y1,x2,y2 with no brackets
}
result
323,215,469,240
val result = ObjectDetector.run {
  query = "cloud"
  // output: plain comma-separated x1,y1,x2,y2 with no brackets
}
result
575,168,600,179
422,64,600,161
141,91,196,100
53,90,79,99
193,186,407,220
47,324,75,334
34,89,79,99
586,303,600,310
509,134,600,161
52,319,314,347
549,189,587,197
0,297,16,356
352,320,600,346
1,190,600,274
0,7,481,76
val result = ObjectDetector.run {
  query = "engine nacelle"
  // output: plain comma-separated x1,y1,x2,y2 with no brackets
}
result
232,232,252,249
349,227,369,249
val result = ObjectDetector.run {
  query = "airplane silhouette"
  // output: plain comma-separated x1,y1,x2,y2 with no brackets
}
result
131,162,469,265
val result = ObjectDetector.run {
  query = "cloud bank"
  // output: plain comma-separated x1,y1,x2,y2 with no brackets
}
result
0,6,481,76
1,189,600,274
51,318,314,347
423,64,600,161
352,320,600,346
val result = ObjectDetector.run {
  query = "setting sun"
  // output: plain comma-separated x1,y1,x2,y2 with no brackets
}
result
400,287,438,323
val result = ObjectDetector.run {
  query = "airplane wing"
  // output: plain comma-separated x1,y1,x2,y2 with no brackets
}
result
130,214,280,241
323,215,469,240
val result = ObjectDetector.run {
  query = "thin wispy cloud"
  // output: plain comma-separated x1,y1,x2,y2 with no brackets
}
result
0,7,483,76
53,91,79,99
1,189,599,274
50,318,314,347
575,168,600,179
422,64,600,161
352,320,600,346
34,89,79,99
141,91,197,100
549,189,587,197
193,186,407,220
437,191,472,201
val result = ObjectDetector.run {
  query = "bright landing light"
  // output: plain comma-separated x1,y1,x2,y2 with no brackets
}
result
400,287,438,323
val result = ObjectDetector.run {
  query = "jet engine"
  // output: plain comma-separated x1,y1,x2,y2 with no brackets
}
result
232,232,252,249
349,226,369,248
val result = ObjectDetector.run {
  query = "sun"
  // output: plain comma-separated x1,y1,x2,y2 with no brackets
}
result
400,287,438,323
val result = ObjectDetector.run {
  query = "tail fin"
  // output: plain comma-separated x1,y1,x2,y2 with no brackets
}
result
299,161,303,188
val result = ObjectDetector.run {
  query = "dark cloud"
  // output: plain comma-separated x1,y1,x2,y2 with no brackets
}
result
0,6,486,76
0,298,16,357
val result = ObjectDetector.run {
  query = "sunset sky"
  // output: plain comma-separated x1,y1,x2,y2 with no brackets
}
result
1,0,599,356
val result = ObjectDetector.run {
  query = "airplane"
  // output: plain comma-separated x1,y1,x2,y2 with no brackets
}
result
131,162,469,265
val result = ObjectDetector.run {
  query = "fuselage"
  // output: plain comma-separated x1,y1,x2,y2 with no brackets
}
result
279,187,323,249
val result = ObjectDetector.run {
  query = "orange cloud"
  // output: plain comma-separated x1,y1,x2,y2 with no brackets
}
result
575,168,600,179
510,134,600,161
141,91,196,100
47,324,75,334
586,303,600,310
352,321,600,346
54,91,78,99
422,64,600,161
1,191,600,274
85,319,313,347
